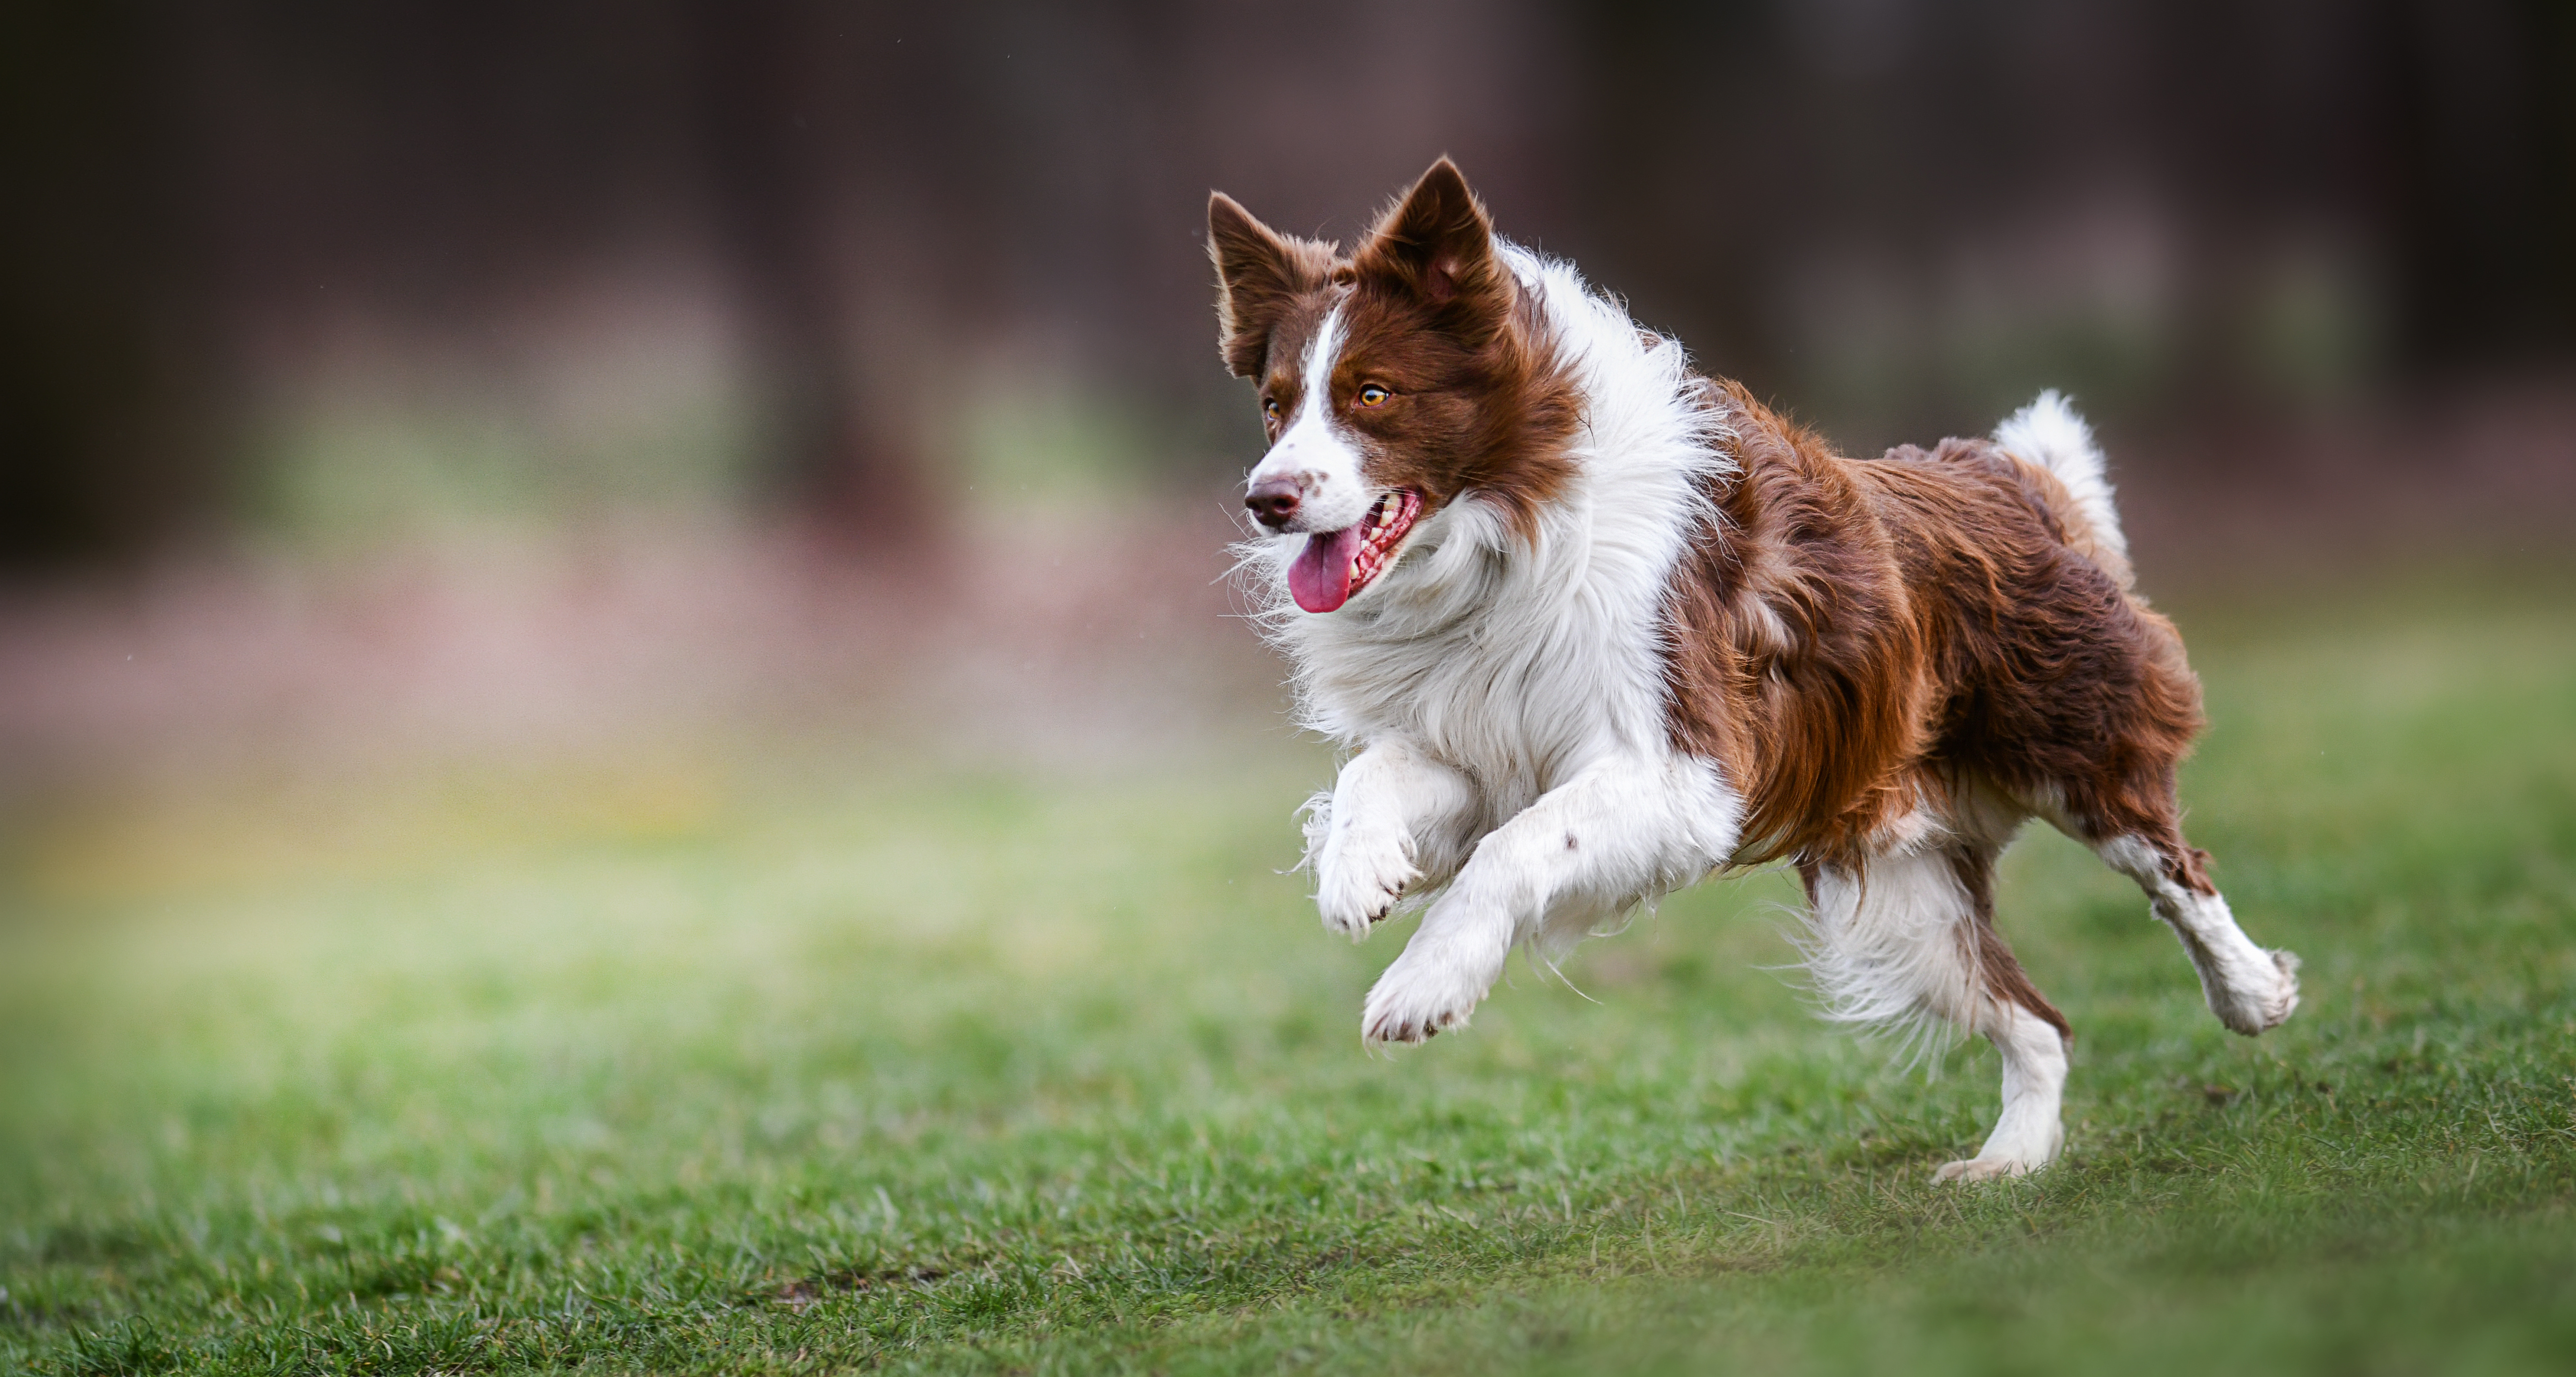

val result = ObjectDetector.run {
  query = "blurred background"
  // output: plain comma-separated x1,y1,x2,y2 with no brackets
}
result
2,0,2572,831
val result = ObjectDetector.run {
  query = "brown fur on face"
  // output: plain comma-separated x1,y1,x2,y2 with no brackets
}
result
1664,386,2211,885
1208,160,1579,543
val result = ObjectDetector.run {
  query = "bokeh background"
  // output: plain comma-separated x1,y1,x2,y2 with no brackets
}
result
4,6,2576,1371
3,0,2573,816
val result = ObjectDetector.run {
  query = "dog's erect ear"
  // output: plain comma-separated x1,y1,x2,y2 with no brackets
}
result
1209,192,1326,379
1355,157,1510,339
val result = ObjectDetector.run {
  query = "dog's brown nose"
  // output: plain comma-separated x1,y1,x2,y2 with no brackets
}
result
1246,477,1303,528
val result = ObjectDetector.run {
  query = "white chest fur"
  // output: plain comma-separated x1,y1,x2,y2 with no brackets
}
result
1250,247,1735,814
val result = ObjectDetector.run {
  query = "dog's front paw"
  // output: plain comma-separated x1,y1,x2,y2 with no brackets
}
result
1360,950,1489,1046
1315,828,1416,942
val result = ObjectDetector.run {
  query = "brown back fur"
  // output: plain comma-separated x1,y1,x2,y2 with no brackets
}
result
1664,385,2206,873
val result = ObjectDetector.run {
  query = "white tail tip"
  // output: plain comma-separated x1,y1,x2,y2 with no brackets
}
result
1994,390,2126,567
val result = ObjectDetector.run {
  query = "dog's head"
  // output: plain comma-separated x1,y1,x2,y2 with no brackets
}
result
1209,158,1577,613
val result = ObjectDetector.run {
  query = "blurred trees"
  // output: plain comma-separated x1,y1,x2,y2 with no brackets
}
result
2,0,2570,567
1565,0,2576,441
0,2,216,564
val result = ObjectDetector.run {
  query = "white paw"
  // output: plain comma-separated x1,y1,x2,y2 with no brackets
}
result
1933,1155,2041,1184
1360,950,1490,1046
2211,947,2301,1036
1314,827,1417,942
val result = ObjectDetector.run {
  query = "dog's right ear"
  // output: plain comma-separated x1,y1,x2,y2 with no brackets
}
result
1209,193,1326,379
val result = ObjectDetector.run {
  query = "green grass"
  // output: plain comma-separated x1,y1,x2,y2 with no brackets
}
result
4,579,2574,1375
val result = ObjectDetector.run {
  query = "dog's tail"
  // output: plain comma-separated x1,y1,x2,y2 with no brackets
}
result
1993,390,2133,590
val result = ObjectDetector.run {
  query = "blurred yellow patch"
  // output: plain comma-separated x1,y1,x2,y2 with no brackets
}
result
16,752,726,904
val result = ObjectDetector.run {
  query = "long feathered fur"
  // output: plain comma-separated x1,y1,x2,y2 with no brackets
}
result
1234,243,1736,953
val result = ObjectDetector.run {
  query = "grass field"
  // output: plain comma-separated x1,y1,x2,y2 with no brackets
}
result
4,576,2574,1375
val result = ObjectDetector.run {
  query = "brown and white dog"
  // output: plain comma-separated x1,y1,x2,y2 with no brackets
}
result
1209,158,2299,1180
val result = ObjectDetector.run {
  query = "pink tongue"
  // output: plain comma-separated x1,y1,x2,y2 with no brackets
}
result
1289,526,1366,612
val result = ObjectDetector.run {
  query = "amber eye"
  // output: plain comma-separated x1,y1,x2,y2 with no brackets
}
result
1262,397,1282,422
1356,384,1391,407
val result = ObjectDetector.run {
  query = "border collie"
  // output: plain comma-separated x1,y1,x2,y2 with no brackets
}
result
1208,158,2299,1180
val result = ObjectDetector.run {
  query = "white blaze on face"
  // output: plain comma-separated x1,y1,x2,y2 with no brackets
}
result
1247,307,1374,533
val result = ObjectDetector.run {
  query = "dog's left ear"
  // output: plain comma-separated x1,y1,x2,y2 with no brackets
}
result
1356,157,1511,340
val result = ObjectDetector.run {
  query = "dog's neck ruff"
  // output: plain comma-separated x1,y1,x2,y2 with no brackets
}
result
1244,244,1735,799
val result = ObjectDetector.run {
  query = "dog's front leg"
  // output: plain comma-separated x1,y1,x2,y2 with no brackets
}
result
1362,755,1737,1043
1308,738,1476,940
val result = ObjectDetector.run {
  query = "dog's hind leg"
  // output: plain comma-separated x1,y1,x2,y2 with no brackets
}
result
2086,821,2298,1036
1801,844,2072,1181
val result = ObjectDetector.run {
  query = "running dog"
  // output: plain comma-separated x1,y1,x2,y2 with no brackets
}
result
1209,157,2298,1180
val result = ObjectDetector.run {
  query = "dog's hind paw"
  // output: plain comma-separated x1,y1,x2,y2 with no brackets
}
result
1932,1156,2041,1184
2212,947,2300,1036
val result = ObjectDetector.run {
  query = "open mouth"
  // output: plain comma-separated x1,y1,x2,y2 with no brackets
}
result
1288,489,1422,613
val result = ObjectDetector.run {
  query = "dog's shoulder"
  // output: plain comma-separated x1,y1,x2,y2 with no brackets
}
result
1658,381,1931,864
